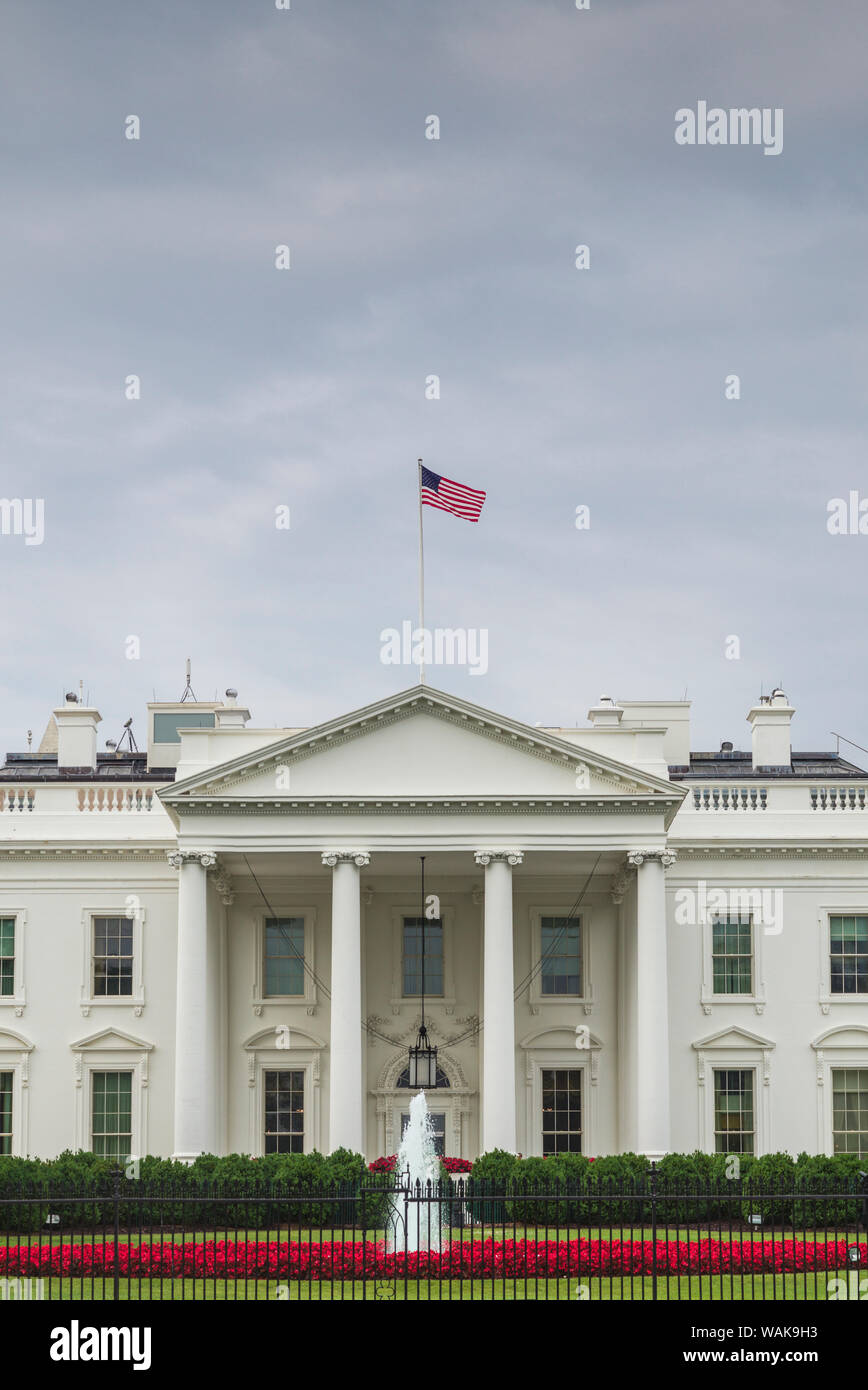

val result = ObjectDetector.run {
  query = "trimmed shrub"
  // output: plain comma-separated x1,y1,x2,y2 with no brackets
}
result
793,1152,866,1228
471,1149,519,1186
0,1149,864,1233
741,1152,796,1227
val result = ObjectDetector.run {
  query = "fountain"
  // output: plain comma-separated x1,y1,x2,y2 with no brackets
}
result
389,1090,443,1252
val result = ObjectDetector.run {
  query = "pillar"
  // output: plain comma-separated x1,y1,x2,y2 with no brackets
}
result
322,851,370,1154
168,849,217,1161
627,848,675,1160
475,850,523,1153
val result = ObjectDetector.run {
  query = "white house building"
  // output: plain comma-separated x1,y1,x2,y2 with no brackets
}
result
1,682,867,1165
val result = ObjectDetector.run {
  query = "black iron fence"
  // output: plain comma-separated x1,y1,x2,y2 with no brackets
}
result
0,1168,865,1301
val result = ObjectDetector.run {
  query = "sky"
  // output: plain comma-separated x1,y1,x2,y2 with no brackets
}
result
1,0,867,758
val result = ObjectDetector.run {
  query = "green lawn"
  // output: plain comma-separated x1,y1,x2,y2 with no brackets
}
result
0,1273,851,1301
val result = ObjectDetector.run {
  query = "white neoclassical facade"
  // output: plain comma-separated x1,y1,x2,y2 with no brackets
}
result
1,682,867,1164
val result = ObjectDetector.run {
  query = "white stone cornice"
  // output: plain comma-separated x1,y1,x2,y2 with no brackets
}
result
321,851,371,868
627,848,677,868
0,848,172,863
166,849,217,869
673,844,868,860
474,850,524,866
171,796,681,818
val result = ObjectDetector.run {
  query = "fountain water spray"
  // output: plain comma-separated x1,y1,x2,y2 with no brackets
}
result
390,1090,443,1252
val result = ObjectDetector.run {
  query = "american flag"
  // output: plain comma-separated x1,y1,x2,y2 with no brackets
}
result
420,466,486,522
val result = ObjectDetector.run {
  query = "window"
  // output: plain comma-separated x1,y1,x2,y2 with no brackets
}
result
541,917,581,995
91,1071,133,1160
264,919,305,997
264,1070,304,1153
0,1072,11,1155
152,711,216,742
92,917,133,997
832,1069,868,1156
401,1111,446,1157
830,916,868,994
541,1069,582,1154
0,920,13,997
713,1069,754,1153
711,915,753,994
402,918,443,997
397,1064,450,1089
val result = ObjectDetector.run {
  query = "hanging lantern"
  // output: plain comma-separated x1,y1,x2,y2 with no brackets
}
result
408,1022,438,1090
407,854,439,1088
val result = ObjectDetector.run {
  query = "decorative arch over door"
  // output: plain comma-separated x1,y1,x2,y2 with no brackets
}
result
374,1049,473,1159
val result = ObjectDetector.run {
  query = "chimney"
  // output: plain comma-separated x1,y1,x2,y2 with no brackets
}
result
214,688,251,729
53,692,101,770
587,695,624,727
747,689,794,770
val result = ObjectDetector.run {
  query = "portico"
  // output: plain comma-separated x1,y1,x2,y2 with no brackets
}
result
160,685,683,1162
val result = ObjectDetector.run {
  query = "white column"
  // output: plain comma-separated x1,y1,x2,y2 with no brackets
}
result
168,849,217,1162
475,850,522,1154
323,851,370,1154
628,849,675,1160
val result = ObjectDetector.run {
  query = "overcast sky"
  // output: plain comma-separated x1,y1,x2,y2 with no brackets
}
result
1,0,866,758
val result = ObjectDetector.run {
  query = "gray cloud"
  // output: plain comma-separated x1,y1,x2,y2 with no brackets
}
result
0,0,866,757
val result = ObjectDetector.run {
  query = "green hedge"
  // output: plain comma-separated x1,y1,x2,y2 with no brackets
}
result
0,1148,394,1234
0,1148,864,1232
464,1150,868,1228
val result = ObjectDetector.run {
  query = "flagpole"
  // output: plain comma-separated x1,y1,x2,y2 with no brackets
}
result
417,458,425,685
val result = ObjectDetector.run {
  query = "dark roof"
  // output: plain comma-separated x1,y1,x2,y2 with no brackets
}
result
670,751,868,780
0,752,174,783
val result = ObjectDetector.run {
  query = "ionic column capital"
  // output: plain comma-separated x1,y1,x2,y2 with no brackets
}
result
627,848,677,869
474,850,524,867
321,851,371,868
167,849,217,870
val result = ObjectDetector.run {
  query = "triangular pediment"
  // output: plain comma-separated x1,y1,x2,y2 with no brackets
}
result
70,1028,153,1052
693,1026,775,1051
162,685,682,811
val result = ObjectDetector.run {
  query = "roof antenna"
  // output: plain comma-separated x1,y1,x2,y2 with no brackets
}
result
180,658,197,703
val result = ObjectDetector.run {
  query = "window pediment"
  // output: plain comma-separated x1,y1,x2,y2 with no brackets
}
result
692,1026,774,1052
811,1024,868,1051
243,1026,325,1051
69,1028,153,1052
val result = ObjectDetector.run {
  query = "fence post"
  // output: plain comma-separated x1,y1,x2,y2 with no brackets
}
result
649,1161,658,1302
360,1181,367,1296
112,1166,122,1302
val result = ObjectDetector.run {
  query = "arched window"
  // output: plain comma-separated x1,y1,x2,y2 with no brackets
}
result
396,1064,450,1089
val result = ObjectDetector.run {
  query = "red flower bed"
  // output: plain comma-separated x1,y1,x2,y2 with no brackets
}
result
367,1155,473,1174
368,1156,397,1172
1,1236,863,1280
